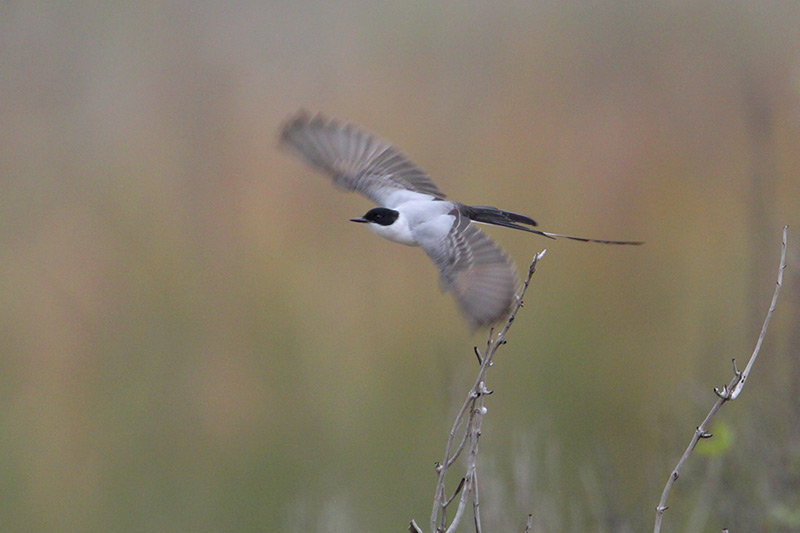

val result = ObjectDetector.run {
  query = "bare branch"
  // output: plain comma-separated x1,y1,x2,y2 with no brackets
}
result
654,225,788,533
473,464,482,533
423,250,546,532
524,514,534,533
729,226,787,399
445,478,466,508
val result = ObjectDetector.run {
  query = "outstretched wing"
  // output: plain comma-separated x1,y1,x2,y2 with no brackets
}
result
420,209,518,328
279,110,446,207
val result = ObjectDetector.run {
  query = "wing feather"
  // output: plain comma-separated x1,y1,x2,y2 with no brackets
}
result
421,210,518,328
279,110,446,206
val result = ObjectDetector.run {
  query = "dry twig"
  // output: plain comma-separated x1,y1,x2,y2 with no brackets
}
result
653,225,788,533
524,514,534,532
414,250,546,533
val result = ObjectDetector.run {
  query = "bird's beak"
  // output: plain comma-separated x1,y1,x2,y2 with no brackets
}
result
349,217,368,223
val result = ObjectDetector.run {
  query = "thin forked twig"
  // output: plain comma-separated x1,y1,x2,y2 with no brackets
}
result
524,514,534,532
653,225,788,533
423,250,546,533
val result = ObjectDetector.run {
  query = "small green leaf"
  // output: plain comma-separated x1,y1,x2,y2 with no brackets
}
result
696,421,734,456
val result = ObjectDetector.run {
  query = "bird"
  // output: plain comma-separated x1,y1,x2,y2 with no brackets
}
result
279,110,642,328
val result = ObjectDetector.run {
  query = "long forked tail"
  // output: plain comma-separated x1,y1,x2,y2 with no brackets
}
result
463,205,644,245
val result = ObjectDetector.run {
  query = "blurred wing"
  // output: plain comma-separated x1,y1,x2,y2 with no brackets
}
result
421,209,519,328
279,110,446,207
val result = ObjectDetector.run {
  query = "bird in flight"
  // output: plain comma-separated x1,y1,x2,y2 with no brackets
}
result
279,110,642,328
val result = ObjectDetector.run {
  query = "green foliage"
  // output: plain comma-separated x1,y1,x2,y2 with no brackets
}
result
697,421,734,457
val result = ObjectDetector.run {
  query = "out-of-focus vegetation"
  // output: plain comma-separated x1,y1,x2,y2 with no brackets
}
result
1,2,798,531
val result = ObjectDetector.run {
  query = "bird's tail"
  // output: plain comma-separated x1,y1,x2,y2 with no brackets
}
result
463,204,644,245
462,205,538,227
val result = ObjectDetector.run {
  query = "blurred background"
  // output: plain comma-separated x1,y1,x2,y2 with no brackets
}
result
1,2,799,531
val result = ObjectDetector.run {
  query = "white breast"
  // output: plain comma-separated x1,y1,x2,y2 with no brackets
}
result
404,200,457,246
368,200,456,247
